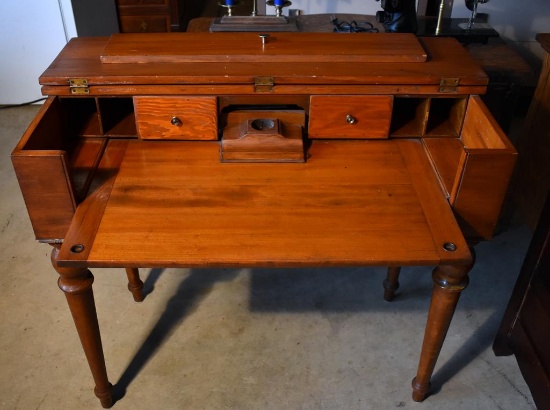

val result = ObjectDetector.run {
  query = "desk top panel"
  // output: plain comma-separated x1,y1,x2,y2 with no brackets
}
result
58,139,471,268
39,34,487,91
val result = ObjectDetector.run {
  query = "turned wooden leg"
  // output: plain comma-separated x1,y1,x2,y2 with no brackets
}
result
125,267,144,302
411,262,473,402
51,246,113,408
383,266,401,301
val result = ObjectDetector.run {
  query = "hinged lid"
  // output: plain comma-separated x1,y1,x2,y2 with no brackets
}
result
39,34,489,93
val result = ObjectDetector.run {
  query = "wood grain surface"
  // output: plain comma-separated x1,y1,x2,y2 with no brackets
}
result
309,95,393,139
58,139,470,268
100,32,427,64
134,96,218,140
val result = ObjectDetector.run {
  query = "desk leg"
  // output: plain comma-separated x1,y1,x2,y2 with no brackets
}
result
51,246,113,408
125,268,144,302
383,267,401,301
412,263,472,402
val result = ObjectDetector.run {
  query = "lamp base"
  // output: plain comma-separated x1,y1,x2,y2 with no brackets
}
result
210,15,299,32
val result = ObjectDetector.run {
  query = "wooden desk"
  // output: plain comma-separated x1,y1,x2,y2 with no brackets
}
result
12,33,515,408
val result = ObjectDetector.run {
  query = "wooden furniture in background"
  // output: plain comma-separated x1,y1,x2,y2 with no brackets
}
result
114,0,262,32
12,33,516,408
467,41,534,134
493,33,550,410
116,0,180,32
514,33,550,229
493,191,550,409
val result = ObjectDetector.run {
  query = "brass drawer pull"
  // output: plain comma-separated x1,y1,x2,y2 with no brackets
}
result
346,114,356,124
171,116,182,126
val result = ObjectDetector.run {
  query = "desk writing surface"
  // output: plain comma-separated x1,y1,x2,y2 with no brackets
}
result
58,139,471,268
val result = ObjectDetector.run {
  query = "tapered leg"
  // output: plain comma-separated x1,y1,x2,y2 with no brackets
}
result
125,267,144,302
383,266,401,301
51,246,113,408
411,262,473,402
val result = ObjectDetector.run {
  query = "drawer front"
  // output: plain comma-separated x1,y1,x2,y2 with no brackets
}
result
119,15,170,33
309,95,393,139
134,96,218,140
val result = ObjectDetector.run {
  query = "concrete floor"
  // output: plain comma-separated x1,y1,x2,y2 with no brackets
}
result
0,105,537,409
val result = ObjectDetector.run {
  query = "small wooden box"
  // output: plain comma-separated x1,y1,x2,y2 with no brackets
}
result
221,110,305,162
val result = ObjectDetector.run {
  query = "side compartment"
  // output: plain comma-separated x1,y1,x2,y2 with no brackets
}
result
423,95,517,240
11,97,107,241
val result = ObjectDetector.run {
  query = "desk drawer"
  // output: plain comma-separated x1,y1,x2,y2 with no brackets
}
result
309,95,393,139
119,15,170,33
116,0,172,33
134,96,218,140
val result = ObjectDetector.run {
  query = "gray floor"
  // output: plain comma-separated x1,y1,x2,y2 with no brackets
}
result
0,105,537,409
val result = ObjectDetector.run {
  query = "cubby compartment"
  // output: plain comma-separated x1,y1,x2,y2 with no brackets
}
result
58,96,137,138
11,97,108,241
423,96,516,240
390,97,429,137
389,96,466,138
59,97,101,137
424,97,467,137
97,97,137,137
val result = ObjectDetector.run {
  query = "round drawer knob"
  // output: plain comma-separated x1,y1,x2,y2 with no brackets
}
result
171,116,182,126
346,114,357,124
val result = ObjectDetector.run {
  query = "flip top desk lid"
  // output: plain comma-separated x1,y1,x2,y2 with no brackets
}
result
39,32,488,93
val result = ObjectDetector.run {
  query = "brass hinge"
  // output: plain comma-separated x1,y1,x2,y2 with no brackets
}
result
254,76,274,93
68,78,89,94
439,77,459,93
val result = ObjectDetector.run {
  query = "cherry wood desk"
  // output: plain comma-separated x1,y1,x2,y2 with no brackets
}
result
12,33,515,407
